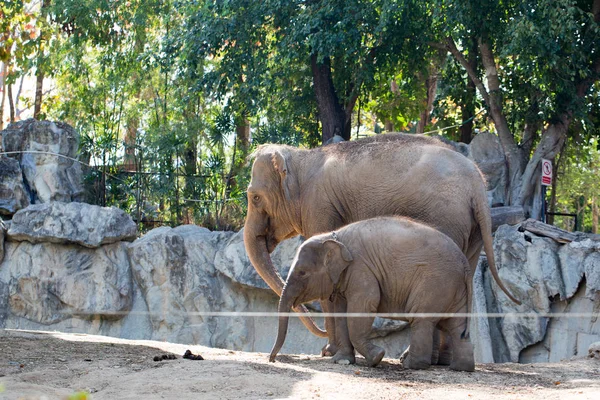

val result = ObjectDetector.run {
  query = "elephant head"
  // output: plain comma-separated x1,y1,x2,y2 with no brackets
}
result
269,238,353,362
244,146,302,296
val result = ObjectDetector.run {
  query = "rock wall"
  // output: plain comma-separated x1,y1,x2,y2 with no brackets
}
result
473,224,600,363
1,202,598,362
0,119,84,215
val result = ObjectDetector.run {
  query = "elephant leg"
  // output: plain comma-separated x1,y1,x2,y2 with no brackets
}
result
346,298,384,367
437,331,453,365
401,327,444,365
402,320,435,370
331,297,356,365
438,317,474,372
431,329,440,365
320,299,338,357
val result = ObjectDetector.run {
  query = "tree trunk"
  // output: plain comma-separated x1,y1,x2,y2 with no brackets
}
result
33,71,44,120
459,37,478,144
384,119,394,132
33,0,50,120
547,143,566,225
0,62,6,131
7,82,15,123
310,54,347,143
516,115,570,217
416,73,438,134
593,196,598,234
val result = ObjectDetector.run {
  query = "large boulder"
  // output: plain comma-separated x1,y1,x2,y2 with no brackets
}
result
126,225,329,353
478,224,600,362
468,132,507,206
213,230,303,290
0,240,132,325
1,119,84,204
0,156,30,215
7,202,137,248
0,219,5,264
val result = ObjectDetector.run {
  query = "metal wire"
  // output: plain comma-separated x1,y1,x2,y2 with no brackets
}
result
57,310,600,319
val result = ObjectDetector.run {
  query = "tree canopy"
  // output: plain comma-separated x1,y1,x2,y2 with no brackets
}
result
1,0,599,232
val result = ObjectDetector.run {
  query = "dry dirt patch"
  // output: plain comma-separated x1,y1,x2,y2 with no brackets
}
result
1,329,599,399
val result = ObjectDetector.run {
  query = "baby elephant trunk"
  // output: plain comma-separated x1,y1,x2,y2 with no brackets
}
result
269,288,295,362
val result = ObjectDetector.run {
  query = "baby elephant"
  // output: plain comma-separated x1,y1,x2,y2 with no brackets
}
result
269,216,474,371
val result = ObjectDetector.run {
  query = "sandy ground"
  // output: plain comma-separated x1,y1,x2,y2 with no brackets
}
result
1,329,599,400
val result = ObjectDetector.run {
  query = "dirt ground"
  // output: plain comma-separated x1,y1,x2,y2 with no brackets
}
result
1,329,599,400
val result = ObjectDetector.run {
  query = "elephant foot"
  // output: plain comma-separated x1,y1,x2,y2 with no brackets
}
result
331,350,356,365
365,347,385,368
450,358,475,372
321,343,338,357
437,343,452,366
449,340,474,372
402,354,431,370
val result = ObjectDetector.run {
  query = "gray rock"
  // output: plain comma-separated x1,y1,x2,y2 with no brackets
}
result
126,225,329,353
0,240,132,325
470,260,495,363
0,156,30,215
469,132,507,206
479,223,600,362
589,342,600,359
1,119,84,203
7,202,137,248
0,219,5,264
214,229,303,290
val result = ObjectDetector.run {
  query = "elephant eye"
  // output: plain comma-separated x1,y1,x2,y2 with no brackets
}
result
298,270,306,276
253,195,260,202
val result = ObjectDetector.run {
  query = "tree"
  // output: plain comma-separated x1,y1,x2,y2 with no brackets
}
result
188,0,431,144
434,0,600,218
0,0,39,127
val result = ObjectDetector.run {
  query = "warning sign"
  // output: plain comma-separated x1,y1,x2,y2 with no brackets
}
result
541,159,552,186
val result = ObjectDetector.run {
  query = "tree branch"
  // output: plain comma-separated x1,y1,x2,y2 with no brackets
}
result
444,37,490,105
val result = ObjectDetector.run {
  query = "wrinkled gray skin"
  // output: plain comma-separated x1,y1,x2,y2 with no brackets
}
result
269,217,475,371
243,133,519,360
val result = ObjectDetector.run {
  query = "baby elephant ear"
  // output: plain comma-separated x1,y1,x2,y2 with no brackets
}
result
323,239,353,285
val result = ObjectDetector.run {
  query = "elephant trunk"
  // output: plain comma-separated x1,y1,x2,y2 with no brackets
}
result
243,228,285,296
243,228,327,338
269,287,295,362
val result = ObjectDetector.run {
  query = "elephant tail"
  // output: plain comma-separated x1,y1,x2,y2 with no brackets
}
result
461,264,473,340
295,304,328,337
472,195,522,305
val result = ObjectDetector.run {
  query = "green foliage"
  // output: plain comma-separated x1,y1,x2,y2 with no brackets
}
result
3,0,599,231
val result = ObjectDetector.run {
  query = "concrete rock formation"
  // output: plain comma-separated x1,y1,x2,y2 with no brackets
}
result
0,156,30,215
0,240,132,326
474,224,600,363
0,219,5,264
1,119,84,208
589,342,600,359
0,211,597,361
8,202,137,248
468,132,507,206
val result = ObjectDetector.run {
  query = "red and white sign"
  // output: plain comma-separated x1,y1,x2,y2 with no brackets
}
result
541,159,552,186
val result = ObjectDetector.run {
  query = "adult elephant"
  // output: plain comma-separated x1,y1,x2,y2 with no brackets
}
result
243,133,519,358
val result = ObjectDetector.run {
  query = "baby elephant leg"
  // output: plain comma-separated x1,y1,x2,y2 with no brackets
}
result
402,320,435,370
401,328,441,365
438,317,474,372
331,297,356,365
346,298,385,367
437,330,453,365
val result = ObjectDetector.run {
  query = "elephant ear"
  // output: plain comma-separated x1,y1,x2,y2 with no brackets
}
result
323,239,354,286
271,150,297,203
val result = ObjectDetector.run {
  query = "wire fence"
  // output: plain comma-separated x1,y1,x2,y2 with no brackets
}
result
57,310,600,319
